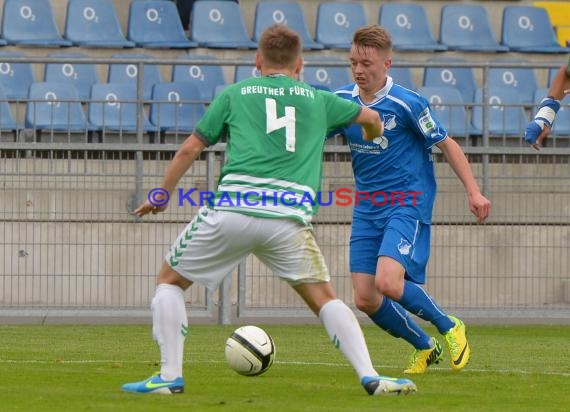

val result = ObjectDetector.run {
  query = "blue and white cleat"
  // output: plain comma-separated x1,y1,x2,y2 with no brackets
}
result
121,373,184,394
361,375,417,396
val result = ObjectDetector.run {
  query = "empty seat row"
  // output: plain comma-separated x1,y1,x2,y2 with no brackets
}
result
0,81,206,142
0,0,568,53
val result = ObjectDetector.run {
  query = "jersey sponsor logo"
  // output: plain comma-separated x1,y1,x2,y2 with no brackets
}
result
419,108,436,134
383,114,397,130
398,238,412,255
372,135,389,149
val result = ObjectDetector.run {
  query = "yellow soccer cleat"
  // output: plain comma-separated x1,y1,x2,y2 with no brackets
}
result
404,338,443,374
444,316,471,371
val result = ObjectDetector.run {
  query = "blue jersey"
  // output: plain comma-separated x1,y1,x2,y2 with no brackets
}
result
335,77,447,223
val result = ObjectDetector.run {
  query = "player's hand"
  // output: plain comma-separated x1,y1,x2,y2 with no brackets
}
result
525,97,560,150
468,192,491,224
133,200,168,217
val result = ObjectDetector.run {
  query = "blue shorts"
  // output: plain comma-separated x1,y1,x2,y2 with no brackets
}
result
349,215,430,284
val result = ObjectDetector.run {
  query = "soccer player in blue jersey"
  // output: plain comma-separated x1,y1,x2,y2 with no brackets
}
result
525,57,570,149
335,25,491,374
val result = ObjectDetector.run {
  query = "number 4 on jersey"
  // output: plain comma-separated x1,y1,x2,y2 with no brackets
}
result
265,98,296,152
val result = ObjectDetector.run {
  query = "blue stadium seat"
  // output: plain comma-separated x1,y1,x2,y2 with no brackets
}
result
107,53,162,101
149,82,206,140
418,86,473,138
44,53,100,101
234,65,261,83
253,1,324,50
471,87,529,138
501,6,570,53
533,88,570,138
379,3,447,52
128,0,198,48
302,57,351,91
390,65,416,91
488,60,538,105
440,4,509,52
1,0,72,47
25,82,95,141
172,55,226,102
191,1,257,49
88,83,157,135
64,0,135,48
423,58,477,104
0,52,36,100
0,85,22,139
315,2,366,49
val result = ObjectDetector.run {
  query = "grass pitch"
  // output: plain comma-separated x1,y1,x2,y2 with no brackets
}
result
1,324,569,412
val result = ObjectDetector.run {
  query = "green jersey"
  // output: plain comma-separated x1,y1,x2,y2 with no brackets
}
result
194,74,361,224
567,55,570,75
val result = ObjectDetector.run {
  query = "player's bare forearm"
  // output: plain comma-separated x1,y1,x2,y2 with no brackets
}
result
134,134,206,217
548,65,570,101
161,134,206,194
436,137,491,223
356,107,384,141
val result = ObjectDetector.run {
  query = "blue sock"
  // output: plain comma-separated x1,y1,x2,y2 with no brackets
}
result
369,297,432,350
398,281,455,334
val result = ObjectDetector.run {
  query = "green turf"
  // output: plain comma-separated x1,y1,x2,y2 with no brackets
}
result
1,324,569,411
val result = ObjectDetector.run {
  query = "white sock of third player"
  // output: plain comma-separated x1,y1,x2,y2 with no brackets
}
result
319,299,377,379
151,283,188,381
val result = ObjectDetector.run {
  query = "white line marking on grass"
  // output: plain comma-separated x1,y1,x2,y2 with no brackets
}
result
3,359,570,377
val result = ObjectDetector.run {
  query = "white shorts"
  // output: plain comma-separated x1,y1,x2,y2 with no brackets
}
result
165,207,330,290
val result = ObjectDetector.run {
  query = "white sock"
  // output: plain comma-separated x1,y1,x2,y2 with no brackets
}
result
151,284,188,381
319,299,377,379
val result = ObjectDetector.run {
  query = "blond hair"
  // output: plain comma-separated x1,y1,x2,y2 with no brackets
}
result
352,25,392,51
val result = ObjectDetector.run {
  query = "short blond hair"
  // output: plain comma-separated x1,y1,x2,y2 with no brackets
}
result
352,25,392,51
258,24,302,68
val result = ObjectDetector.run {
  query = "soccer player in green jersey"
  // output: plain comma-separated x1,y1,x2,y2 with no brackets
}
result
525,56,570,149
121,24,417,396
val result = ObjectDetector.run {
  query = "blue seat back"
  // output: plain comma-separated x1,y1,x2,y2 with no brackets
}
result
65,0,134,48
302,58,351,91
440,4,507,52
88,83,152,130
191,1,256,49
379,3,446,51
150,82,206,131
44,53,99,100
128,0,195,48
390,65,416,91
0,85,20,131
108,54,162,101
315,2,366,49
488,61,537,105
1,0,71,46
419,86,470,137
0,52,36,100
25,82,88,129
471,87,528,136
253,1,324,50
502,6,569,52
423,58,477,103
234,65,261,82
172,56,226,102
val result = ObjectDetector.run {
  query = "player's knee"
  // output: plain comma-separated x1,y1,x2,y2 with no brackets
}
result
375,276,401,300
353,293,378,314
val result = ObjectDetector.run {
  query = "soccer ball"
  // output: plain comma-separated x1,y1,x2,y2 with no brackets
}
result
225,325,275,376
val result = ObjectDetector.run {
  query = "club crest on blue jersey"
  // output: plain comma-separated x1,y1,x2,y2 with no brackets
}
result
398,238,412,255
383,113,397,130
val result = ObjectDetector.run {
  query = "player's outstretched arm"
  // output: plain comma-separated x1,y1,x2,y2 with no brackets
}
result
134,134,207,216
525,64,570,150
355,107,384,141
436,137,491,224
